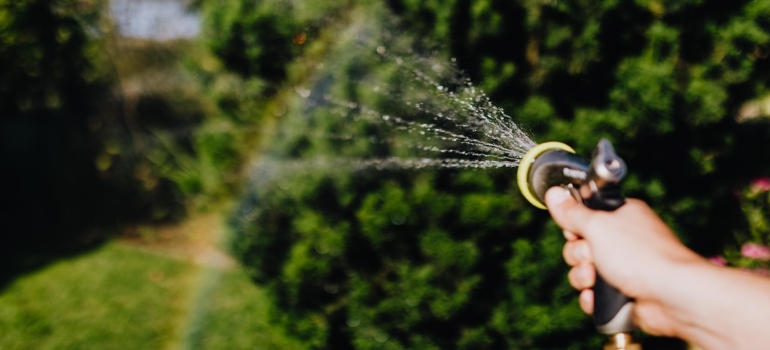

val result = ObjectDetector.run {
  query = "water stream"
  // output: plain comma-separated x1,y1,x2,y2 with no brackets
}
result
279,23,537,173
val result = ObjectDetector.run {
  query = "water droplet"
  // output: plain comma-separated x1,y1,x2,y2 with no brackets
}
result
294,86,311,98
374,331,389,343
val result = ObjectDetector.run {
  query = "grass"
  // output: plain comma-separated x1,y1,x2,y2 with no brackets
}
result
0,243,195,349
0,242,303,350
182,267,304,350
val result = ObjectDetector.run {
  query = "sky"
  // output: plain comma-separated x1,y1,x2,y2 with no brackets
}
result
110,0,200,40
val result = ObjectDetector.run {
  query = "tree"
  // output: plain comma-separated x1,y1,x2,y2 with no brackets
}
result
0,0,114,277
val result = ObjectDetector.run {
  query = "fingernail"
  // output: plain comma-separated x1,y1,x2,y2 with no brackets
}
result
545,187,571,206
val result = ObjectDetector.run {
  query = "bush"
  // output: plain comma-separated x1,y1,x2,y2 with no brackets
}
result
217,0,770,349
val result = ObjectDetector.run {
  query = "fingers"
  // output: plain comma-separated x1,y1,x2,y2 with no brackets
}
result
563,239,592,266
544,187,598,238
579,289,594,315
564,236,596,311
568,263,595,290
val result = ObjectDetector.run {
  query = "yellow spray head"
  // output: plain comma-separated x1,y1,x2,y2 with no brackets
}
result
517,139,627,210
516,141,576,209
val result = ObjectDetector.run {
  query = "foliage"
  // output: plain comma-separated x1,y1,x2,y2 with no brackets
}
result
0,0,100,117
132,0,361,213
0,0,275,256
198,0,351,92
398,0,770,257
0,0,227,281
3,0,762,347
0,0,115,273
714,178,770,275
216,0,770,349
0,0,248,280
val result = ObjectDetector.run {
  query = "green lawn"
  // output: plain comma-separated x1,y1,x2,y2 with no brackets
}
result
182,267,304,350
0,243,302,350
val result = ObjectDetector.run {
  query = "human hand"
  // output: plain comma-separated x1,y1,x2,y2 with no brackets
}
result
544,187,706,338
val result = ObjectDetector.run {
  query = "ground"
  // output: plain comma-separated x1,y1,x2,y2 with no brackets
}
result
0,213,303,350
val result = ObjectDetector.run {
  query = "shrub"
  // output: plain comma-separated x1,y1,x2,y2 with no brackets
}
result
219,0,770,349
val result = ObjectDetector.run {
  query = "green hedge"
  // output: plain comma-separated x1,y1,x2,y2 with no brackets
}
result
214,0,770,349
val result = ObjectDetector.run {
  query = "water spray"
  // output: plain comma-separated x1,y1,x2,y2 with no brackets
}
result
517,139,641,350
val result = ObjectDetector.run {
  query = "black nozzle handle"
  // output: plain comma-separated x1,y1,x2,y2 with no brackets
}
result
582,139,636,334
584,194,636,334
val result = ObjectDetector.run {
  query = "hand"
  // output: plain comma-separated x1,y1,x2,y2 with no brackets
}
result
544,187,705,338
544,187,770,349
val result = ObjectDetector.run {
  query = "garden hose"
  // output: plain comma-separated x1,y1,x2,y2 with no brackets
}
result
517,139,640,350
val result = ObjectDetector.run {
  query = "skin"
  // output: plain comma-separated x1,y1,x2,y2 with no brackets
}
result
544,187,770,350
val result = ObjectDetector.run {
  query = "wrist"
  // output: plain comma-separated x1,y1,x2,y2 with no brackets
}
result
659,258,770,349
660,259,731,348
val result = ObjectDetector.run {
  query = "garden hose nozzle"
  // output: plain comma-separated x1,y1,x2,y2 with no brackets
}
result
517,139,640,350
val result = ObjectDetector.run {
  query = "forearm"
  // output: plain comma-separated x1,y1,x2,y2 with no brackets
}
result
665,261,770,349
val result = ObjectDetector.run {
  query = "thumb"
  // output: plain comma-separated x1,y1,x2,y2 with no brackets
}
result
544,187,597,238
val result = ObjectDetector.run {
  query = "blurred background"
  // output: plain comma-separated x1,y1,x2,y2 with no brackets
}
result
2,0,770,349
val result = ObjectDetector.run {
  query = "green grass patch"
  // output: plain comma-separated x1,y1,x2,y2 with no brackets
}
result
0,243,197,350
182,267,305,350
0,242,302,350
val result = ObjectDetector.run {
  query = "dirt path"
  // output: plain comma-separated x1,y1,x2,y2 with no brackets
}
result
119,213,235,269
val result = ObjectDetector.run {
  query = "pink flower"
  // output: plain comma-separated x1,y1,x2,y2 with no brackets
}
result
750,177,770,191
741,243,770,260
708,256,727,266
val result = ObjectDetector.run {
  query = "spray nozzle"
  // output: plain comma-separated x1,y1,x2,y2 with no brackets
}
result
517,138,627,210
517,138,638,347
